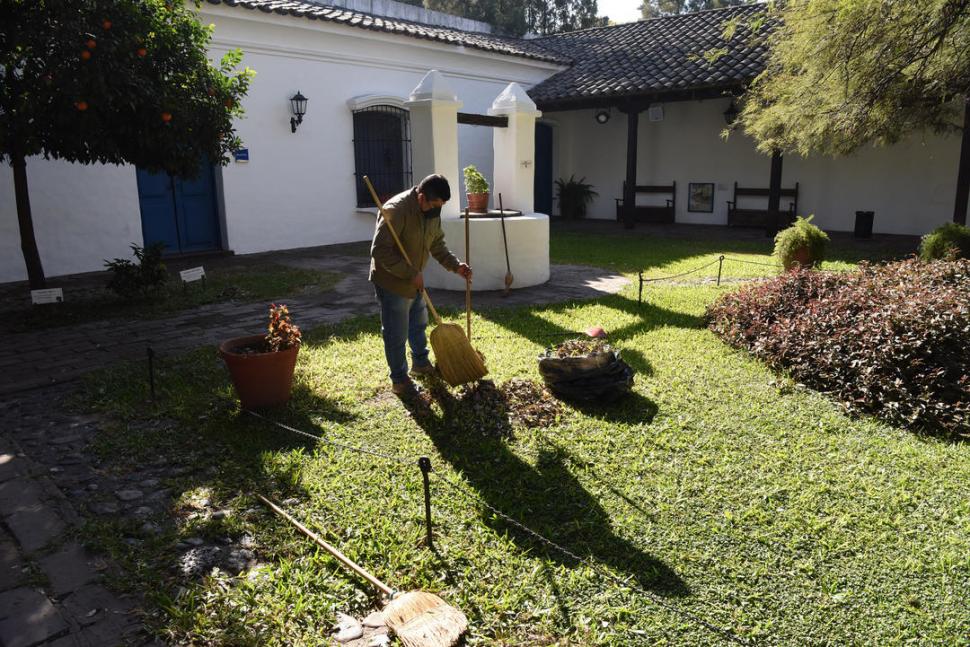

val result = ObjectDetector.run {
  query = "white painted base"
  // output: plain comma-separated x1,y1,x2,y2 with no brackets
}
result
425,213,550,291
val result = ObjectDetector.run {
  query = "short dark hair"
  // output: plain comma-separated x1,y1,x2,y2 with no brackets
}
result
417,174,451,202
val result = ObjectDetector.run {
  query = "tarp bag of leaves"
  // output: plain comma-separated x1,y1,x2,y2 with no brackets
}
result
538,338,634,402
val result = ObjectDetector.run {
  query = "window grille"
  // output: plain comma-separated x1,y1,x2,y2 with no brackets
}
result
352,105,412,207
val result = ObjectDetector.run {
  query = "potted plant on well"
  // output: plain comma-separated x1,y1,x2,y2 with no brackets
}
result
774,215,830,271
219,304,302,409
555,176,598,219
463,165,490,213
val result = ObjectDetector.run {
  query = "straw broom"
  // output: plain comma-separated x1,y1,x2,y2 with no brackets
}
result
363,176,487,387
258,494,467,647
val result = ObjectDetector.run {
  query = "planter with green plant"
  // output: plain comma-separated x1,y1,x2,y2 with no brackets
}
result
555,176,598,219
774,216,829,271
919,222,970,261
463,165,490,213
219,304,302,409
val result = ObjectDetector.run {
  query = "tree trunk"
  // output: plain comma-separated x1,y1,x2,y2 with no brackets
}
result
954,96,970,225
11,154,47,289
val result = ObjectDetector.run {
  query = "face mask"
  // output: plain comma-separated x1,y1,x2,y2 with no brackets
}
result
424,206,442,219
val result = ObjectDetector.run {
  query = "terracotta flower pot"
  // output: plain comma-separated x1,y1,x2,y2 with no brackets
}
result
467,192,489,213
219,334,300,409
784,246,815,271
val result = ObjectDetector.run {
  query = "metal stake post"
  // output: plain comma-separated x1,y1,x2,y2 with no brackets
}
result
147,346,157,405
418,457,434,549
716,255,725,286
638,271,644,305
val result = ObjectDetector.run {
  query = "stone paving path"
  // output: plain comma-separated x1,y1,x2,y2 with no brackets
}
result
0,249,627,646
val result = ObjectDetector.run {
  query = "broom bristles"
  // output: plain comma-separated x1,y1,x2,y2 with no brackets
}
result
383,591,468,647
430,323,488,386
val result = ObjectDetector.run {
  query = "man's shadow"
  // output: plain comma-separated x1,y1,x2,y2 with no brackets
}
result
405,382,687,596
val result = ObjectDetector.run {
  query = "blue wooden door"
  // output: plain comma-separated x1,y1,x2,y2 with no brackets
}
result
534,122,553,214
136,162,220,255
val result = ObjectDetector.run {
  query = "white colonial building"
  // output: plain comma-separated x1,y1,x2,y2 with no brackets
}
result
1,0,964,284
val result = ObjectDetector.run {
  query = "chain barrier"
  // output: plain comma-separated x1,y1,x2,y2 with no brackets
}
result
428,470,752,646
638,254,782,304
244,409,417,466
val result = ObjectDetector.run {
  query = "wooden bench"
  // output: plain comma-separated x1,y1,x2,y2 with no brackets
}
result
615,182,676,224
727,182,798,228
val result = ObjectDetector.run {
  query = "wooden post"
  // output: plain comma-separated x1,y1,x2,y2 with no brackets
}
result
954,96,970,226
767,149,784,235
623,107,640,229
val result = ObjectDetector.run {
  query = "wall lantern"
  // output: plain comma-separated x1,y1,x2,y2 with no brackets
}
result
723,100,739,125
289,91,308,133
594,109,611,125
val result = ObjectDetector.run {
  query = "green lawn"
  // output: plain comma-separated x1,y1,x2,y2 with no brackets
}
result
79,232,968,645
1,264,341,333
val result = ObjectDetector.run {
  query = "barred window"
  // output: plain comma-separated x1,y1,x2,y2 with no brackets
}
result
352,105,412,207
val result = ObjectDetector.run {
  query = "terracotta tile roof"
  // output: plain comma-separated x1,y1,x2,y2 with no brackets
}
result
528,4,773,108
207,0,570,64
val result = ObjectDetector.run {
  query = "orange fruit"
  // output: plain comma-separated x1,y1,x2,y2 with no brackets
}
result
224,98,234,108
137,47,147,57
80,50,92,61
75,101,88,111
161,112,172,123
86,39,97,49
102,19,112,30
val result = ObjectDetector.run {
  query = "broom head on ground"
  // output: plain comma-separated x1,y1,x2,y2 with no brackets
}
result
430,321,488,386
383,590,468,647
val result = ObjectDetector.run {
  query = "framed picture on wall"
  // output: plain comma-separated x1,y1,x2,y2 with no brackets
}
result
688,183,715,213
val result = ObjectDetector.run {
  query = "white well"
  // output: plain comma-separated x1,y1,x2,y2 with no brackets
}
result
425,213,550,291
407,73,550,292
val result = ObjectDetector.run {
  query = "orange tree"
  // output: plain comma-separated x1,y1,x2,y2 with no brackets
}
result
0,0,253,288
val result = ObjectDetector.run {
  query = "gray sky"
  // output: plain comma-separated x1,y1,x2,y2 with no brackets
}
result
597,0,642,23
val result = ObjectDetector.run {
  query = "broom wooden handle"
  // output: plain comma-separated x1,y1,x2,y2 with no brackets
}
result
464,208,471,340
257,494,395,597
363,176,443,325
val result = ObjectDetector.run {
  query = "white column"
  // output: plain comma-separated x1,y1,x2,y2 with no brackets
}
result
406,70,462,219
490,83,542,213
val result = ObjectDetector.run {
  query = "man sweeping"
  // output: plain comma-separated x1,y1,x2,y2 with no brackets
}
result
370,174,472,397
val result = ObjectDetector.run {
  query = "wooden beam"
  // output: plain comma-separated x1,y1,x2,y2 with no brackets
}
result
457,112,508,128
954,96,970,225
767,150,784,235
623,108,640,229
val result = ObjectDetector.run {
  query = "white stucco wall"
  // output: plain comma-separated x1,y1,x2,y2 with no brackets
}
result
0,160,142,282
555,99,961,236
0,4,561,284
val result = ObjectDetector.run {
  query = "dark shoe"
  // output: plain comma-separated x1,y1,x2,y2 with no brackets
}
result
391,379,421,398
409,363,438,378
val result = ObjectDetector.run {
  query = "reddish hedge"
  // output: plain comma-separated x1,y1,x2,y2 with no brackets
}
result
706,259,969,437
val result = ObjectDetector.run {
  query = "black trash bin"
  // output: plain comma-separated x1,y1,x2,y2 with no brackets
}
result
854,211,874,238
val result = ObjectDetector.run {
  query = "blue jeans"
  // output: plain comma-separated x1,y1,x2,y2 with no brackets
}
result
374,284,430,383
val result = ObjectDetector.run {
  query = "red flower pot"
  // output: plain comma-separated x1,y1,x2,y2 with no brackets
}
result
467,192,489,213
219,335,300,409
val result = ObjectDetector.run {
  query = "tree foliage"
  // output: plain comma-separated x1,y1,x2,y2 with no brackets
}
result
425,0,601,36
737,0,970,157
639,0,750,19
0,0,253,176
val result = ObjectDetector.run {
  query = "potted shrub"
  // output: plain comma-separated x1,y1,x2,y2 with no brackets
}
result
774,216,829,271
555,176,598,219
219,304,302,409
919,222,970,260
463,165,490,213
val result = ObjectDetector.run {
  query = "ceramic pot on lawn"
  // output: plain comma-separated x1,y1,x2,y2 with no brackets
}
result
784,246,815,271
467,192,489,213
219,335,299,409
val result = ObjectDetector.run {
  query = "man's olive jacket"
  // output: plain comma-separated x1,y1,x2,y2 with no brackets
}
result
369,187,460,298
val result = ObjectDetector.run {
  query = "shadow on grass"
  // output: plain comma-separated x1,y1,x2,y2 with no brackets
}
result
402,381,687,597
